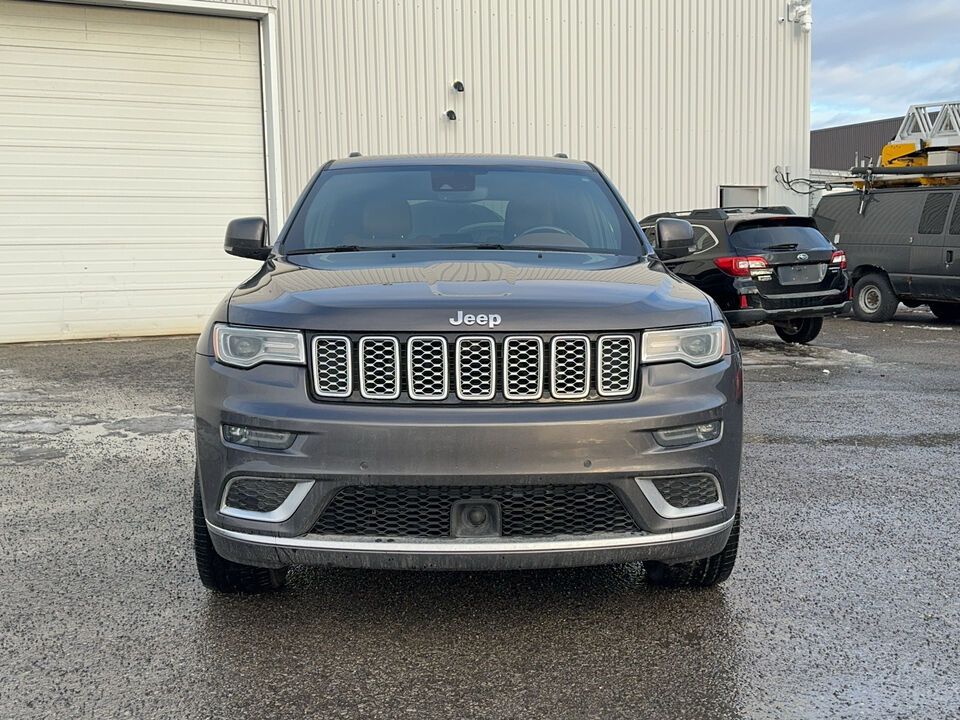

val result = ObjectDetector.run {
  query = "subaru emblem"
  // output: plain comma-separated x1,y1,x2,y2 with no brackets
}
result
797,252,809,261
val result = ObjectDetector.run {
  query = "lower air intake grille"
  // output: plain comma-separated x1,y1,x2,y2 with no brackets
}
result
313,484,639,537
224,479,297,513
651,476,719,508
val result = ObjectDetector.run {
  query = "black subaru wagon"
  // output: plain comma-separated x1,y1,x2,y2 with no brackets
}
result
640,207,851,344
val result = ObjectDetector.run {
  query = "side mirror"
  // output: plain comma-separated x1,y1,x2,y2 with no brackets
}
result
655,218,695,260
225,217,270,260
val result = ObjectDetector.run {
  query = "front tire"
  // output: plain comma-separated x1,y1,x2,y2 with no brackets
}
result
853,273,898,322
643,504,740,588
929,302,960,323
194,471,288,593
774,316,823,344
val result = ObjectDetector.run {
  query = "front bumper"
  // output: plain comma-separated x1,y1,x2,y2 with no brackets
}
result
206,518,734,570
195,351,743,570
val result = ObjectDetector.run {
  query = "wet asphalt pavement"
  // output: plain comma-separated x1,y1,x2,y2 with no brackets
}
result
1,310,958,719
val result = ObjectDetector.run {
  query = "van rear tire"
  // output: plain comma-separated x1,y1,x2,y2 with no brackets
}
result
853,273,898,322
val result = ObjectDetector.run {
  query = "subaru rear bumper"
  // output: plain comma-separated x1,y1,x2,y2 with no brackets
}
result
725,299,851,326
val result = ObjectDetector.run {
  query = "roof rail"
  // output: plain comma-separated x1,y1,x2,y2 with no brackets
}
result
639,206,796,223
719,205,795,215
638,209,725,222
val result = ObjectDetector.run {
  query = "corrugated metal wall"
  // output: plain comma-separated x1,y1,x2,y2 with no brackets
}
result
811,116,903,171
273,0,810,216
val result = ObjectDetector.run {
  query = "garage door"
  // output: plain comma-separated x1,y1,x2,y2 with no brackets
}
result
0,0,266,342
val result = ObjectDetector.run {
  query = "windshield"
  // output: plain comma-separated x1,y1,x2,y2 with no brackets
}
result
729,223,834,252
280,165,645,255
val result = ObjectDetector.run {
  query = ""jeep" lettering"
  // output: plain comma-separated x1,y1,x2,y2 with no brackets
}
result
449,310,502,329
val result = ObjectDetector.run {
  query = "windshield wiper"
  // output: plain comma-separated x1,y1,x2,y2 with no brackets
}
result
428,243,507,250
764,243,799,250
286,243,511,255
286,245,372,254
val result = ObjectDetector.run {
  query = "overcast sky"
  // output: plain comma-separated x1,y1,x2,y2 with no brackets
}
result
812,0,960,128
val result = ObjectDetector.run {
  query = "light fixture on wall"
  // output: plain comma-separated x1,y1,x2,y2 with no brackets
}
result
779,0,812,33
452,80,465,92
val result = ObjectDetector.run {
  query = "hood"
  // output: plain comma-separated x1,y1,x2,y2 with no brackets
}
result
227,250,715,332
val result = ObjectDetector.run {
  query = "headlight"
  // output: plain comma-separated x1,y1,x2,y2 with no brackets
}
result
213,324,305,368
641,323,727,367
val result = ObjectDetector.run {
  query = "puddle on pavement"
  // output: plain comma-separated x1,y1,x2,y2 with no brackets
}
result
0,416,99,434
746,432,960,449
103,415,194,435
0,390,51,402
0,445,67,465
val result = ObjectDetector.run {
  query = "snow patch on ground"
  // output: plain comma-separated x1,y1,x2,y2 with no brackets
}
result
740,340,875,369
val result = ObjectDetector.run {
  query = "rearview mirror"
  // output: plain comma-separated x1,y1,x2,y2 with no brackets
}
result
224,217,270,260
655,218,695,260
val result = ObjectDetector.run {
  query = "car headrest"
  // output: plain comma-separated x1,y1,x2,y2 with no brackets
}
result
503,200,555,240
362,197,412,238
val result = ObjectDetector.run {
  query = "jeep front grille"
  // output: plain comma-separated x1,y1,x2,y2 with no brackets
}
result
313,336,352,398
408,336,449,399
550,335,590,399
310,332,638,403
359,336,400,399
503,336,543,400
455,336,495,400
597,335,636,397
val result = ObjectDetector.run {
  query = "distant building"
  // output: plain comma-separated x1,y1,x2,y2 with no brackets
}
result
811,117,904,171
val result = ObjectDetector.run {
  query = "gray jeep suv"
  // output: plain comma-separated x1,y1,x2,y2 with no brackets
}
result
194,155,743,592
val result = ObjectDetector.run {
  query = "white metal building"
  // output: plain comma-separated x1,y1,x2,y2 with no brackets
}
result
0,0,811,343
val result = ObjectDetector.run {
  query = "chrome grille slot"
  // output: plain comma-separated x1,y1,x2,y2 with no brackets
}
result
455,336,496,400
359,336,400,399
408,336,449,400
312,336,352,397
597,335,636,397
503,336,543,400
551,335,590,399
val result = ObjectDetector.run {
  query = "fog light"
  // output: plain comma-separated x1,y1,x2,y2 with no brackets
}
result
652,420,721,447
222,424,296,450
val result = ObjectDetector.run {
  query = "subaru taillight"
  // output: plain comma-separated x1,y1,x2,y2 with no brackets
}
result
831,251,847,269
714,256,768,276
